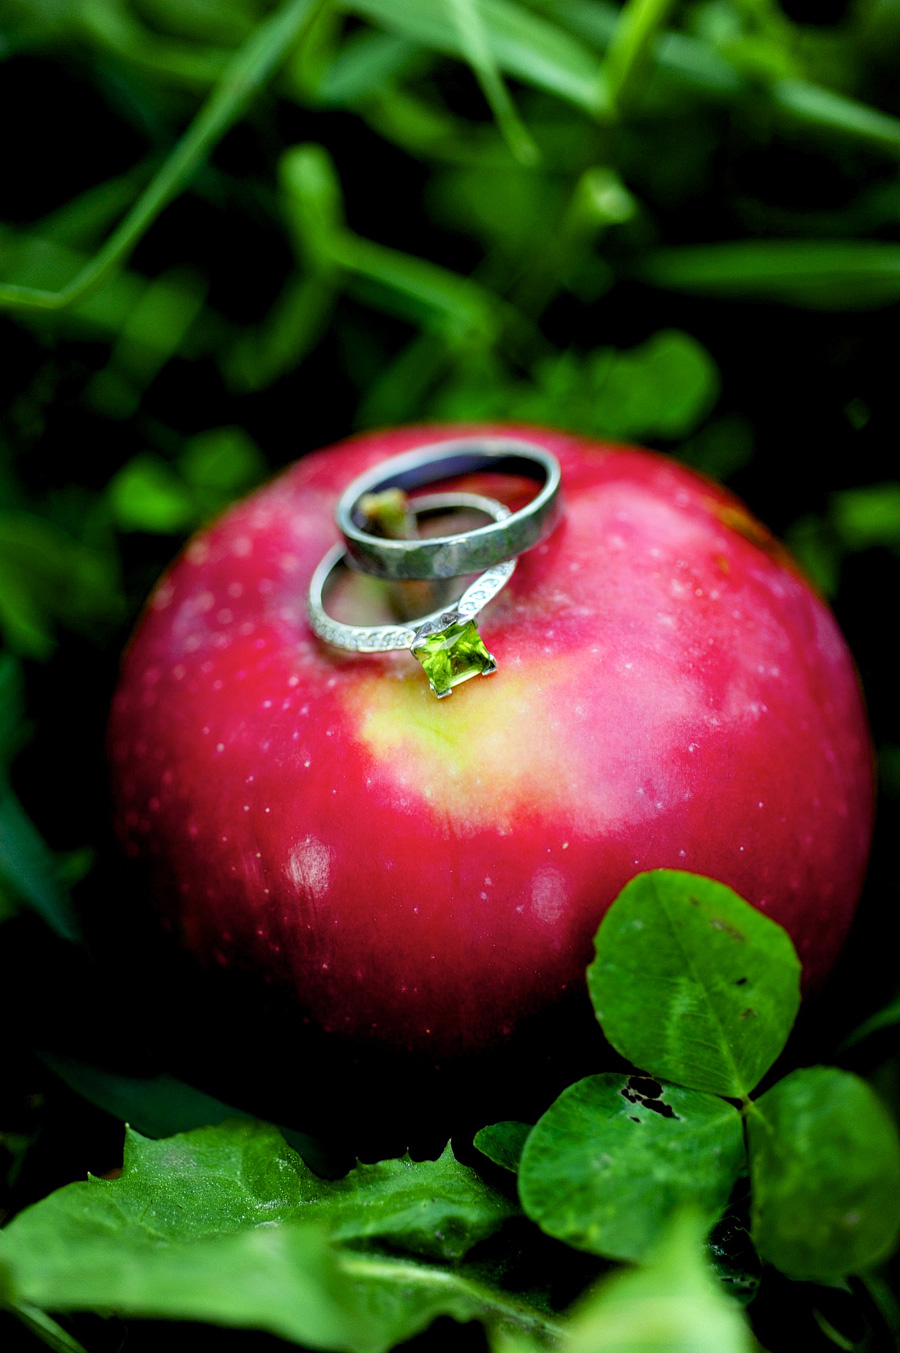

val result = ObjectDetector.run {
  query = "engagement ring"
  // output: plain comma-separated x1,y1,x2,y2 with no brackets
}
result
308,493,515,698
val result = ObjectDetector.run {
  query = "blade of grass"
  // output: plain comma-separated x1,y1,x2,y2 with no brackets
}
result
771,80,900,159
343,0,606,113
0,0,328,314
639,240,900,309
12,1304,88,1353
444,0,539,164
602,0,677,115
538,0,900,154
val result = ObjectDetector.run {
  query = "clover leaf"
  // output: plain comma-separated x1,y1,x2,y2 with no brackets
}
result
749,1067,900,1282
588,870,801,1098
518,1074,746,1262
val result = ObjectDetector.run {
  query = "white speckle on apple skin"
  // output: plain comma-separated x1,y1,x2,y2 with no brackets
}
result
286,836,331,902
531,866,567,925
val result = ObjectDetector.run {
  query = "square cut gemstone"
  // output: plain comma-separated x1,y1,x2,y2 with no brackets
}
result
412,619,497,697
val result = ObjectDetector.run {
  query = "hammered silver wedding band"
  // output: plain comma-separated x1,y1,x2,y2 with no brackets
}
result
335,436,562,581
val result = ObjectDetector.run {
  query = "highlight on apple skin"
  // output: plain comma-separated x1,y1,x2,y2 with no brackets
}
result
107,425,874,1122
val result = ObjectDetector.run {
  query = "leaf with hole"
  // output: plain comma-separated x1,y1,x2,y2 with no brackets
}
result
588,870,801,1098
518,1073,746,1262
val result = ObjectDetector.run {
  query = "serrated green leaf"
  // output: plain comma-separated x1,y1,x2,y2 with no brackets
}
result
0,1121,546,1352
518,1074,745,1262
474,1121,532,1173
2,1120,514,1263
564,1211,755,1353
588,870,800,1098
329,1147,519,1258
749,1068,900,1282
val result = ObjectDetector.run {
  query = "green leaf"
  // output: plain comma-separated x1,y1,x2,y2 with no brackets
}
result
839,994,900,1052
2,1120,514,1263
3,1225,557,1352
443,0,539,165
588,870,801,1099
563,1211,755,1353
831,483,900,551
0,791,83,942
108,456,198,534
705,1212,761,1308
281,142,499,340
749,1068,900,1281
334,1249,560,1349
518,1074,746,1262
770,79,900,159
2,1220,363,1351
39,1050,339,1176
37,1052,253,1139
0,1121,547,1352
10,1304,89,1353
640,241,900,310
474,1121,532,1172
318,31,422,107
342,0,606,114
430,331,718,441
325,1147,519,1259
602,0,677,115
178,426,267,495
0,512,121,656
281,142,347,265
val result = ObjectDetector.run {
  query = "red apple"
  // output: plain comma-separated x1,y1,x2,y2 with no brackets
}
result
108,425,873,1124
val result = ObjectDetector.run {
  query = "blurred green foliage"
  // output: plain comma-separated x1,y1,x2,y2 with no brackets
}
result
3,0,900,1349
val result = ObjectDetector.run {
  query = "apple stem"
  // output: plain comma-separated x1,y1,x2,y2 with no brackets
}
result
359,489,449,622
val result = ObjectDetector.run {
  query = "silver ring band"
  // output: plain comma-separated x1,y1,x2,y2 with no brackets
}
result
309,493,515,698
335,436,562,580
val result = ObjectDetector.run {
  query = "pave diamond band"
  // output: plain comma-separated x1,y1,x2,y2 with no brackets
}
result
335,435,562,580
308,492,515,697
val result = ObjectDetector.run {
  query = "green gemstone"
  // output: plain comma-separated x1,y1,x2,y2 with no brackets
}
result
412,619,497,697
